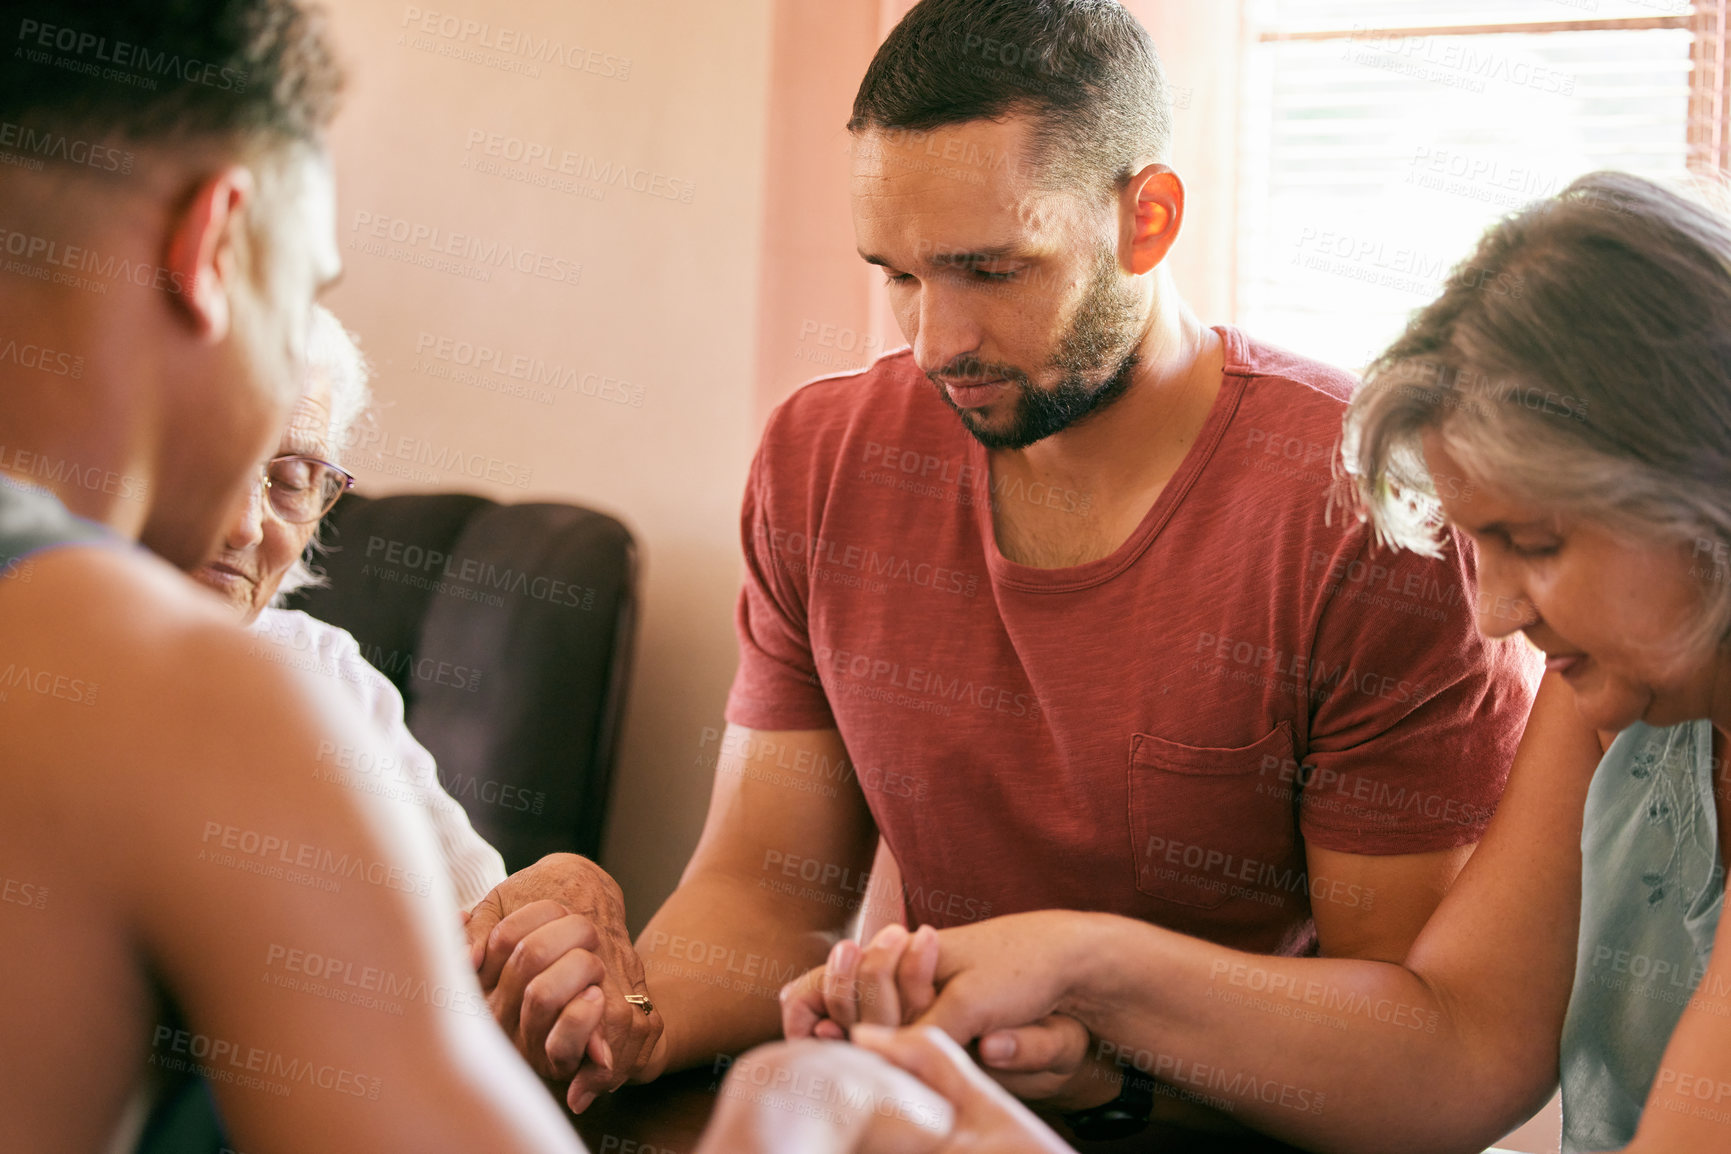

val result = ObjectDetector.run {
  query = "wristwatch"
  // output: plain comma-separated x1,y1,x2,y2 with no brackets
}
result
1060,1068,1156,1141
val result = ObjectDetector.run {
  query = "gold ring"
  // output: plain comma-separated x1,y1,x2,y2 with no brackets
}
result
624,993,654,1015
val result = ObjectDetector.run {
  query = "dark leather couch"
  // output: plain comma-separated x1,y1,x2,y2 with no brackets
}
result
285,491,639,870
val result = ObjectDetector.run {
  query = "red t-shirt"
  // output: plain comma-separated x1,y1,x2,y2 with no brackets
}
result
726,327,1539,955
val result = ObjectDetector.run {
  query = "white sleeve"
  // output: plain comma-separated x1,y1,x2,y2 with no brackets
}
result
255,609,510,911
371,711,510,912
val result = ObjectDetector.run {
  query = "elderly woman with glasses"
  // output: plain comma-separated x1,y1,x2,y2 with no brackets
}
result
184,307,662,1118
192,306,509,908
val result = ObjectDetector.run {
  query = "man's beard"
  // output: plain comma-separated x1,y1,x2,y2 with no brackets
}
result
928,248,1145,451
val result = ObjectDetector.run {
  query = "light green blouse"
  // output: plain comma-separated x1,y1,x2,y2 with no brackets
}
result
1560,720,1723,1153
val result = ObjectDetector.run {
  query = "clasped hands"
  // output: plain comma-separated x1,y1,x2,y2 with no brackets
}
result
778,914,1125,1116
458,872,1125,1137
460,853,664,1114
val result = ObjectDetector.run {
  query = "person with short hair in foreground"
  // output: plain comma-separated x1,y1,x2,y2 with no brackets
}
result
0,0,591,1147
184,304,667,1118
794,171,1731,1154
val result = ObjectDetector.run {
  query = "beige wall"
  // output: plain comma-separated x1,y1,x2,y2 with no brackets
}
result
322,0,774,928
322,0,1247,930
1129,0,1246,324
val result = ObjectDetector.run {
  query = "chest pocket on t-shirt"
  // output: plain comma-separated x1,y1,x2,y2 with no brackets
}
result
1127,723,1299,909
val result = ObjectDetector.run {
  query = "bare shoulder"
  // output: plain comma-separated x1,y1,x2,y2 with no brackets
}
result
0,542,401,897
0,539,241,677
1,540,290,743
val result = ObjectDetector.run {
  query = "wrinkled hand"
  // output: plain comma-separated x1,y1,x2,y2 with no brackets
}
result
463,853,661,1112
781,918,1118,1112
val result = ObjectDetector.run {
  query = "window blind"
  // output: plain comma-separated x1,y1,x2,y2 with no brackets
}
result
1236,0,1719,370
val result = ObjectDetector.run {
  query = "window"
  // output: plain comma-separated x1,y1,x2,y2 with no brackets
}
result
1237,0,1726,370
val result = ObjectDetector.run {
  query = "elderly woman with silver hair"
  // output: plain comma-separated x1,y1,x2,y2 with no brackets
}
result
185,306,662,1117
776,171,1731,1154
193,305,509,907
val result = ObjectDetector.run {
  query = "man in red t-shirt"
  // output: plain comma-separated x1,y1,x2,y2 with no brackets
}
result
606,1,1540,1145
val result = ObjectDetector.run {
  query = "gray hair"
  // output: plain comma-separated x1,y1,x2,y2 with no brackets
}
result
1341,170,1731,649
313,304,373,453
276,305,372,601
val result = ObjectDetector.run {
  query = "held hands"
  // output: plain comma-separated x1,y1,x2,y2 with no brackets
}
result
462,853,662,1113
849,1026,1076,1153
781,923,943,1038
696,1026,1072,1154
779,917,1121,1113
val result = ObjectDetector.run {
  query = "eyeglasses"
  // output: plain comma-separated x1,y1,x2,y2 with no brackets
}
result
258,454,354,524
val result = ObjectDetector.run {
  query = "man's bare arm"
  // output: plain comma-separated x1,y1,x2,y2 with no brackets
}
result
1307,843,1475,962
636,725,880,1079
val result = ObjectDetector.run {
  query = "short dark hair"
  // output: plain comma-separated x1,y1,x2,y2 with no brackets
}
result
849,0,1170,194
0,0,344,149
